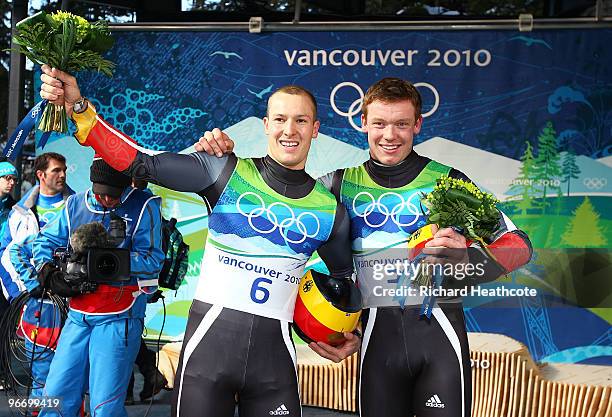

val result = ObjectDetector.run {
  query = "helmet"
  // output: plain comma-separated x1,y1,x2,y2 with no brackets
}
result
293,270,362,346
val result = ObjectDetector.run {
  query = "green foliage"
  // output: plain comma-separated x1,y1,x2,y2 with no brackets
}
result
423,176,499,242
561,197,608,247
83,21,115,53
10,10,115,133
12,11,114,76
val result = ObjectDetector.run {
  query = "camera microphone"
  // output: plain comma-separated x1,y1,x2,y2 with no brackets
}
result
70,222,112,255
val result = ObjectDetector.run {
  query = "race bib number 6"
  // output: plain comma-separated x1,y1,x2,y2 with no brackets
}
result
195,244,307,321
250,277,272,304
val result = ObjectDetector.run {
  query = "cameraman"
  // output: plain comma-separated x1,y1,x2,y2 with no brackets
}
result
30,157,164,417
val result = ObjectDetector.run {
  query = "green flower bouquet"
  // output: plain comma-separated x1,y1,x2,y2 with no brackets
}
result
12,11,115,133
404,177,501,315
409,177,501,314
423,176,500,247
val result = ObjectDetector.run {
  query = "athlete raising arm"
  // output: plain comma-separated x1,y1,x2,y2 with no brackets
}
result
40,64,359,417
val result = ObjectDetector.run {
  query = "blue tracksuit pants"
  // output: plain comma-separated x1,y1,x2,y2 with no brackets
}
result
38,311,142,417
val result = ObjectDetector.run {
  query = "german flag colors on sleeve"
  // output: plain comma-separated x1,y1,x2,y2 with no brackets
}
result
71,100,138,172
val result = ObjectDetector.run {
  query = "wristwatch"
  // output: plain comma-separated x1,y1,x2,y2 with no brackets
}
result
73,97,88,114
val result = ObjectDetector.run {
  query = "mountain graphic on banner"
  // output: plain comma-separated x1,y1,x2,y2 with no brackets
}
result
413,140,611,198
39,137,95,193
413,137,521,198
598,155,612,168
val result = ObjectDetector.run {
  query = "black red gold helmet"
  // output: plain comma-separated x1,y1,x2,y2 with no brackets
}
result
293,270,362,346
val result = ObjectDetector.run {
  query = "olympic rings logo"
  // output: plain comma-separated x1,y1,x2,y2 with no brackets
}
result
583,177,607,190
39,211,57,225
330,81,440,131
236,192,321,244
31,103,42,119
352,191,423,228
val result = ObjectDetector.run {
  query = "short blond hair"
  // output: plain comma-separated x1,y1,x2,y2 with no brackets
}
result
267,85,318,120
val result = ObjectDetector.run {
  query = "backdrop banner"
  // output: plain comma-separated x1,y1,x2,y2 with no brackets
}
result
37,29,611,365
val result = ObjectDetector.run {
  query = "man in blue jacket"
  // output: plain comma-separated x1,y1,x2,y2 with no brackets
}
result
1,153,71,299
0,158,18,317
31,157,164,417
0,153,72,399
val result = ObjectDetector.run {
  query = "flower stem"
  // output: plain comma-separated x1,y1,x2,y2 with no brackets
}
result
38,103,68,133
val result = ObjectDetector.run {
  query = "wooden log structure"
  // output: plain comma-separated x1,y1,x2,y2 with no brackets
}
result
157,333,611,416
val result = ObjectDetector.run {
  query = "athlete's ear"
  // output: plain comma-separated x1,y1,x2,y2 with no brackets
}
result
414,115,423,134
312,120,320,139
263,116,270,135
360,114,367,133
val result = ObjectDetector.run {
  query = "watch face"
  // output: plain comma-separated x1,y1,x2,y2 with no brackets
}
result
74,100,86,113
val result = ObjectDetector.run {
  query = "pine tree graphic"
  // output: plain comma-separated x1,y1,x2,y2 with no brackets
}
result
561,197,607,247
508,141,538,215
532,121,562,212
561,151,581,196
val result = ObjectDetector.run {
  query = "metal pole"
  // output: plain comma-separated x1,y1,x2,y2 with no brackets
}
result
595,0,603,20
109,17,612,32
293,0,302,24
7,0,28,200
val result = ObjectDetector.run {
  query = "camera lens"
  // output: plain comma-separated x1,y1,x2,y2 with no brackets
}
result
95,253,118,277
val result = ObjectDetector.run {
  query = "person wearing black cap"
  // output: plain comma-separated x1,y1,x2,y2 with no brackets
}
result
90,155,133,205
28,157,164,417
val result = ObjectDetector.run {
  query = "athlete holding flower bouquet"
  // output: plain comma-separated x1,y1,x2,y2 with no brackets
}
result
39,67,359,417
313,78,533,417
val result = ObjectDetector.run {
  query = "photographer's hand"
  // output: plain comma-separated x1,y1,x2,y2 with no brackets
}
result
28,285,47,299
37,262,83,297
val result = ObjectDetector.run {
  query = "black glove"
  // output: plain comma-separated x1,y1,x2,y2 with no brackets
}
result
37,262,59,286
37,262,82,298
28,285,47,299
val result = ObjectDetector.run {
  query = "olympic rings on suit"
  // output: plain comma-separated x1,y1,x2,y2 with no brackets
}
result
236,192,321,244
352,191,422,228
